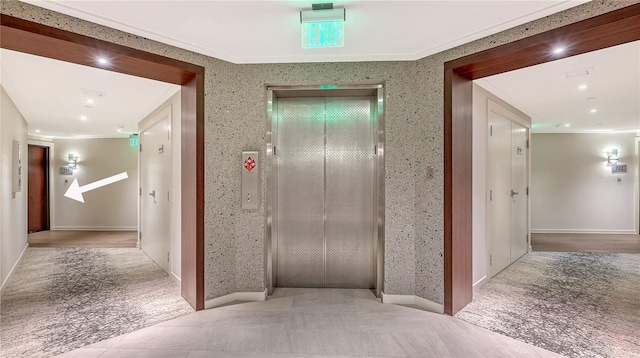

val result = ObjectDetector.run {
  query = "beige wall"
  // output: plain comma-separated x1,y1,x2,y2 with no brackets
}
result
2,0,638,305
53,138,138,230
1,85,28,289
531,133,637,234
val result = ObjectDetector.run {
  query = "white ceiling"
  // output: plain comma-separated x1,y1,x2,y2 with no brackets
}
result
24,0,587,64
476,40,640,133
2,0,637,138
1,49,180,138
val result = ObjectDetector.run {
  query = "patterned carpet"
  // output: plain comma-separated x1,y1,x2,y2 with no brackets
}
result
456,252,640,358
0,248,194,358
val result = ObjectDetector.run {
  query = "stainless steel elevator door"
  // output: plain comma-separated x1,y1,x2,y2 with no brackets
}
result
275,96,375,288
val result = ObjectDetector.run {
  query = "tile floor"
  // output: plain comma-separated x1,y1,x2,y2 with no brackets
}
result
56,288,562,358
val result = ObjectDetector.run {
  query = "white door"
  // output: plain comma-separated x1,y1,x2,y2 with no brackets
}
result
488,102,529,277
511,122,528,262
140,114,171,273
488,112,512,277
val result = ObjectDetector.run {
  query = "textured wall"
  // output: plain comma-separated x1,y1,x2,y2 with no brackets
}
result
2,0,638,304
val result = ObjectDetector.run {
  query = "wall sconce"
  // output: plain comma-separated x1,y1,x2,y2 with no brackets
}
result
68,153,79,169
607,149,618,165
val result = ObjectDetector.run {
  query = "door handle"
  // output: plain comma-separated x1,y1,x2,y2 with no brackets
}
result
149,190,156,203
511,189,519,197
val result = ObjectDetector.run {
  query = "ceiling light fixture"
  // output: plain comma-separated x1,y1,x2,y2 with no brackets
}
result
590,109,597,113
553,47,566,55
35,129,41,133
564,123,571,127
301,3,346,49
97,57,109,66
578,84,587,90
80,115,88,121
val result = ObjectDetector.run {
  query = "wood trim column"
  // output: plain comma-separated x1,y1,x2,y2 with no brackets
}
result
181,71,206,310
444,69,473,315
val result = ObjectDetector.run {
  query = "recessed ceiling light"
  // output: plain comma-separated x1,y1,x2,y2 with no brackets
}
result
590,109,597,113
553,47,565,55
578,84,588,90
80,115,88,121
35,129,41,133
97,57,109,65
564,123,571,127
86,99,94,105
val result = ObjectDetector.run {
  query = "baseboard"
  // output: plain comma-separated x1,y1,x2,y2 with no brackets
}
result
204,289,268,309
170,272,181,284
381,292,444,314
531,229,637,235
51,226,137,231
0,244,28,292
473,275,488,293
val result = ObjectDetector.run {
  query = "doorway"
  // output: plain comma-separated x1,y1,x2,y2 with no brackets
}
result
266,86,385,295
27,145,49,233
1,15,205,310
487,101,528,277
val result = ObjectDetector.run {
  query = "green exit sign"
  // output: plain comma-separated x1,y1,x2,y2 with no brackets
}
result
302,21,344,48
129,134,139,147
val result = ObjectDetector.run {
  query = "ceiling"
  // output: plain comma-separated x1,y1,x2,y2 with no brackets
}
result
2,0,637,138
1,49,180,138
23,0,587,64
476,40,640,134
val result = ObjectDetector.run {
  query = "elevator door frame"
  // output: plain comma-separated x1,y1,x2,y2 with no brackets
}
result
266,85,385,297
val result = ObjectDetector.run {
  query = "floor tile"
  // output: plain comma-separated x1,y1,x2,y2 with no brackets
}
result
287,311,359,331
97,348,190,358
275,329,365,356
54,288,564,358
54,347,107,357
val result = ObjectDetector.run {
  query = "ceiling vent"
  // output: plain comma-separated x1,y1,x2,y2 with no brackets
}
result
81,88,107,97
562,67,595,79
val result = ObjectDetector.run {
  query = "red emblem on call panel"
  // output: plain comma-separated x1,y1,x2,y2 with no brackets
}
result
244,157,256,172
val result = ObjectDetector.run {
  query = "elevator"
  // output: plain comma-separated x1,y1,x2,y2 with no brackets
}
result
266,85,385,296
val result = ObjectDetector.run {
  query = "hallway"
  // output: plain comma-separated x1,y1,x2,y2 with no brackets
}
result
55,288,561,358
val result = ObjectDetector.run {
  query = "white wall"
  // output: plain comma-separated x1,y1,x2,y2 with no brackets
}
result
472,83,531,289
53,138,138,230
138,91,181,280
531,133,637,234
1,85,28,290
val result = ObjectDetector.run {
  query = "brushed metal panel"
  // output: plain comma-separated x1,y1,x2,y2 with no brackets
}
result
324,97,375,287
268,86,384,293
241,151,259,210
276,98,325,287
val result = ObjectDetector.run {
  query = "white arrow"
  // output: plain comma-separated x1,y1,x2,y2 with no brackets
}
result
64,172,129,203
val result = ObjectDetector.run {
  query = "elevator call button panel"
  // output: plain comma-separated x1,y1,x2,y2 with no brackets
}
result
241,151,259,210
